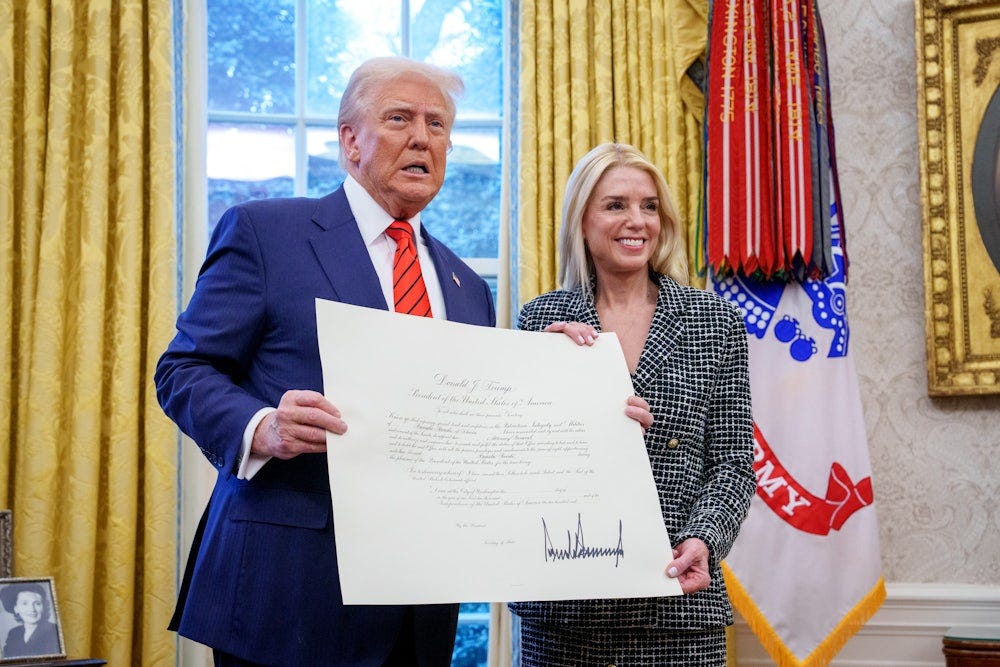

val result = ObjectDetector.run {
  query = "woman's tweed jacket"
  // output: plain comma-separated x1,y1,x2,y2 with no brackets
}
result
508,273,755,630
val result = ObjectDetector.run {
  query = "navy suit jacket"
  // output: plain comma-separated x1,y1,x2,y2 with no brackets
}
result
155,186,496,666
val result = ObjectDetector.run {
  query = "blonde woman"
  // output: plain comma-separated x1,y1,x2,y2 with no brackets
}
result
509,143,755,665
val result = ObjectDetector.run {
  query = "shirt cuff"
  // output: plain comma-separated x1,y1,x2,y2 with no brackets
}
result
238,407,276,480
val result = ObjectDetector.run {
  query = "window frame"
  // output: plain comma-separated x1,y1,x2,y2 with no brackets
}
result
203,0,502,281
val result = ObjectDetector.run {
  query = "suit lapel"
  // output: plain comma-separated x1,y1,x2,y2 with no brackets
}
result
567,278,679,391
306,188,493,325
569,287,602,330
423,231,457,314
422,226,488,324
308,188,388,310
633,276,685,394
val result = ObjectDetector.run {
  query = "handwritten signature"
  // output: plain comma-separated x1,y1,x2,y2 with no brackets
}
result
542,513,624,567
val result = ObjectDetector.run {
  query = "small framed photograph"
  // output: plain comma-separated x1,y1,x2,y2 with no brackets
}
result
0,578,65,662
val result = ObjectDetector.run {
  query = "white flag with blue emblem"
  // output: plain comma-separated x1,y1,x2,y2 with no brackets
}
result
711,212,886,665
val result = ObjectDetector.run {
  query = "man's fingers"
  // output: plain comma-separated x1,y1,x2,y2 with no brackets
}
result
281,389,341,416
277,390,346,432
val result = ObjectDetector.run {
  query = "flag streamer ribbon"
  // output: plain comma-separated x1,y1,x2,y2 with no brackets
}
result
704,0,847,281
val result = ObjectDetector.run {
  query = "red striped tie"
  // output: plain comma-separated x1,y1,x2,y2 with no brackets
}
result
385,220,433,317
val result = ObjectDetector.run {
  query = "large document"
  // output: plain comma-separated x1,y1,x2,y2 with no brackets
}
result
316,299,681,604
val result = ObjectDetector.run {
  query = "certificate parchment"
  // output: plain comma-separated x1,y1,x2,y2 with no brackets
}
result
316,299,681,604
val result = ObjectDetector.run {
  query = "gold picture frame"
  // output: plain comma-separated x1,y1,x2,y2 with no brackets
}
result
917,0,1000,395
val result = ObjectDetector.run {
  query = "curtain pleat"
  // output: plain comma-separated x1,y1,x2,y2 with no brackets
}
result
1,1,178,664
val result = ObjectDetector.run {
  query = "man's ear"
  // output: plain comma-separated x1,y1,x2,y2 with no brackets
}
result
339,125,360,163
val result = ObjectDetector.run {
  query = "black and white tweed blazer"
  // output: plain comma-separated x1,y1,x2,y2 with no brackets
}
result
508,273,755,630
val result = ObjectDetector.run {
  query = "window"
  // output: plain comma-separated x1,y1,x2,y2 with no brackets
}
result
201,1,505,665
205,0,504,296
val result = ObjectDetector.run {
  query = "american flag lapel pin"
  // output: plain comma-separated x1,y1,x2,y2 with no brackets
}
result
452,272,461,287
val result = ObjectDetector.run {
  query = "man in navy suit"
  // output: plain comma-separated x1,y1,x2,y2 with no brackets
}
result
155,56,496,667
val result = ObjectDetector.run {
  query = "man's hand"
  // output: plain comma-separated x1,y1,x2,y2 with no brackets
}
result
666,537,712,594
252,390,348,459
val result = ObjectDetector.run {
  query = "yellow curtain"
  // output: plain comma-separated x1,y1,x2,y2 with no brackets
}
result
0,1,178,664
517,0,709,304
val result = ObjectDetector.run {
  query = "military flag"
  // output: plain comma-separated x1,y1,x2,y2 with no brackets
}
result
703,1,886,663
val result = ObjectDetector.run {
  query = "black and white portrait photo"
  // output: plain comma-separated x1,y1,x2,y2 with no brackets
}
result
0,578,64,661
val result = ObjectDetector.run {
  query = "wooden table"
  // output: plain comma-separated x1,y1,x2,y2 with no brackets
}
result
944,626,1000,667
0,660,105,666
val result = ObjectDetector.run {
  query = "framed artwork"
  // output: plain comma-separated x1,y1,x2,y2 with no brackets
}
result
0,578,65,662
916,0,1000,395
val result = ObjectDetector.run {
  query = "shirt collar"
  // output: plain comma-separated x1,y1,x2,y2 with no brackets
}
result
343,175,423,245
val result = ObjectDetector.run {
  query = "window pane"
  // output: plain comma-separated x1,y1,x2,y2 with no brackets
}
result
306,127,346,197
207,0,296,114
207,122,295,232
453,602,489,667
452,622,488,667
411,0,503,118
306,0,402,116
423,127,501,258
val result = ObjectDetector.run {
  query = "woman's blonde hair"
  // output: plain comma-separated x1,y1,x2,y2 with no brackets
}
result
558,142,689,292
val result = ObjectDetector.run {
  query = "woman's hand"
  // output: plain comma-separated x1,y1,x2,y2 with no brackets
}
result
625,395,653,434
543,320,598,346
666,538,712,594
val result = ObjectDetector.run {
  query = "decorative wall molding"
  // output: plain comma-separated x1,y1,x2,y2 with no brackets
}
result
733,583,1000,666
